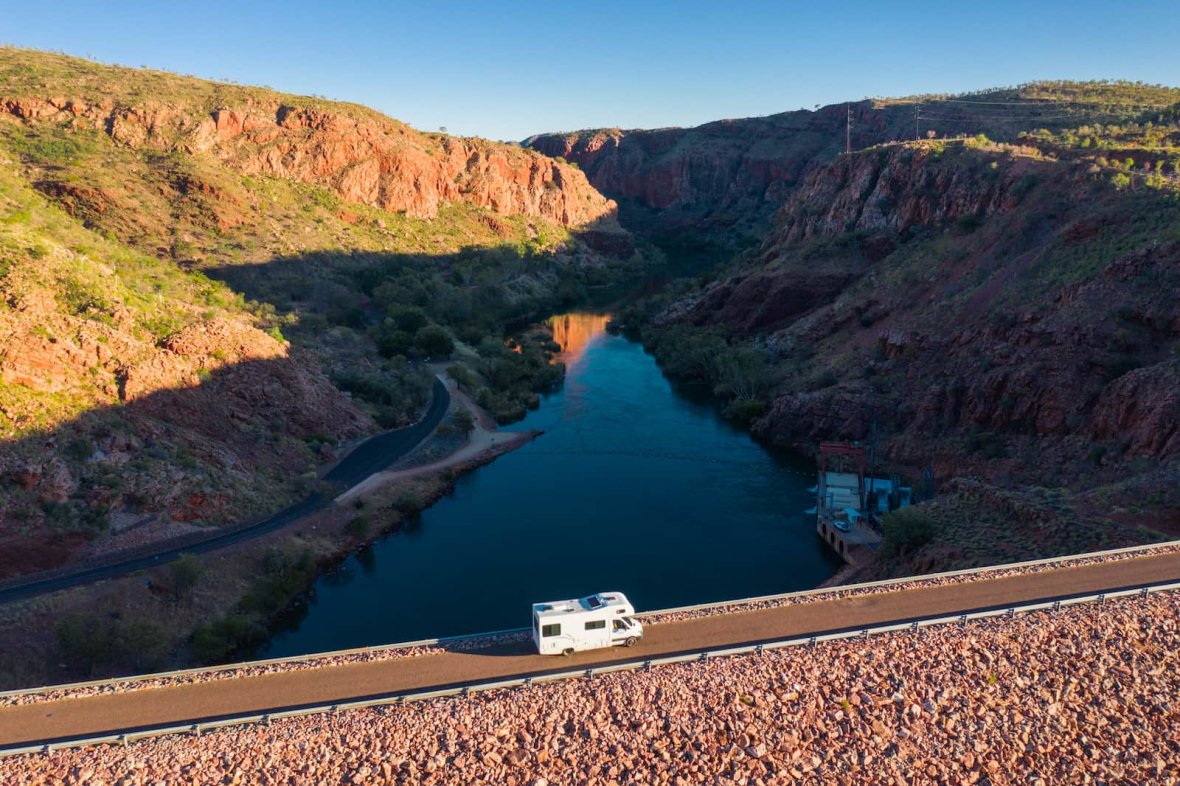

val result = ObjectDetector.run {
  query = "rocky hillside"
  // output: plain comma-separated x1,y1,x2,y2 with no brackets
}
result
526,82,1180,259
0,48,644,579
0,152,371,577
1,54,615,227
632,122,1180,574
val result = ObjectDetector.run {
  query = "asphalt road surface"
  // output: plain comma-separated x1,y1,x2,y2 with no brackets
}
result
1,549,1175,748
0,378,450,605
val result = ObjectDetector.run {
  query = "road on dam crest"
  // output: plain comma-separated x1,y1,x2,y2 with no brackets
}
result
1,549,1176,748
0,378,451,605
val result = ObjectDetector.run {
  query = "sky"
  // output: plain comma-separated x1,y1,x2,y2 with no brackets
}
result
1,0,1179,141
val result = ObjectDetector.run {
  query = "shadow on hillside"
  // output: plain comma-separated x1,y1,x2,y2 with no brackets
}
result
201,215,638,337
0,353,377,583
0,217,644,585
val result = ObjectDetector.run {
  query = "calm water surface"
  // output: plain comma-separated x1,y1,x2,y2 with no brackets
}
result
261,314,839,657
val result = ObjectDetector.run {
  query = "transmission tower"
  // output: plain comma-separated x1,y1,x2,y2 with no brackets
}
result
846,104,852,154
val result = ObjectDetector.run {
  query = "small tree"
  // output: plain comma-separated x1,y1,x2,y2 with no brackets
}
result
386,304,429,333
56,615,114,676
447,363,478,392
414,324,454,357
452,408,476,436
170,553,202,603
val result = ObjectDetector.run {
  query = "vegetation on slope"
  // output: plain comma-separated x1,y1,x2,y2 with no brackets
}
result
620,110,1180,574
0,48,654,570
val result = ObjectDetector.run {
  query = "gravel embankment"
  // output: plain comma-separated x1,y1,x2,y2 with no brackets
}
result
3,590,1177,785
4,543,1176,710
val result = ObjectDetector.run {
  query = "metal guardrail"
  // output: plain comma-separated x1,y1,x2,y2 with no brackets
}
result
2,538,1176,703
2,580,1177,759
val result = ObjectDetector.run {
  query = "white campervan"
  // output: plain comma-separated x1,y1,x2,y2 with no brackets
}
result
532,592,644,656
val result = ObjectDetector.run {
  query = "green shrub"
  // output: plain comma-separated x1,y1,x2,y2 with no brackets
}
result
64,436,95,462
345,515,371,539
191,614,266,663
413,324,454,357
880,507,939,558
169,554,202,602
452,408,476,435
394,491,425,515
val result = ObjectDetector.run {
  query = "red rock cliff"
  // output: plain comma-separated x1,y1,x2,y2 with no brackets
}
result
1,97,618,227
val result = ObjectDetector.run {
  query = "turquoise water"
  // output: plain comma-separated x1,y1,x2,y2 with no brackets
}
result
261,317,839,656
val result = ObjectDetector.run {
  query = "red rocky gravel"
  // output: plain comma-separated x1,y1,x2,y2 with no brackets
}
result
3,590,1176,785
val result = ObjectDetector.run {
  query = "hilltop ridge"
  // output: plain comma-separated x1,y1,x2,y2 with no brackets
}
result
526,81,1180,258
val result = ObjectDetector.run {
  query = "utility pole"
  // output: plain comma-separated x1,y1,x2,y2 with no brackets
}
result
846,104,852,155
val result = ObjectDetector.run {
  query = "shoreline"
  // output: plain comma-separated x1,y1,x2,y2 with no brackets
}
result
336,377,540,505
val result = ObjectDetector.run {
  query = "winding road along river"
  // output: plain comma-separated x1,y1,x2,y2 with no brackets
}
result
261,314,841,657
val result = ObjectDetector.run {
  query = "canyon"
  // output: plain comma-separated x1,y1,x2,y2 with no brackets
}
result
1,45,1178,686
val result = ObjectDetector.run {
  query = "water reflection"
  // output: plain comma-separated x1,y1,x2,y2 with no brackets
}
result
260,313,839,657
547,313,611,365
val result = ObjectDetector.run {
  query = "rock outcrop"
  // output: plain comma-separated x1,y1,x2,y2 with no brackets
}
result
1,97,617,227
659,141,1180,488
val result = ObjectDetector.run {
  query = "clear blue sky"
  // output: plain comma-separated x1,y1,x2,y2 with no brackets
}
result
2,0,1178,140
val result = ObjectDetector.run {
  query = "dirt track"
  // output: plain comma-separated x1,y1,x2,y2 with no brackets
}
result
1,550,1177,748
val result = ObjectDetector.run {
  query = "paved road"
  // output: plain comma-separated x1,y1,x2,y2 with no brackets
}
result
0,379,451,605
2,550,1176,748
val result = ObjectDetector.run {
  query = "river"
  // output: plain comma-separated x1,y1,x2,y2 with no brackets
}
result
260,313,840,657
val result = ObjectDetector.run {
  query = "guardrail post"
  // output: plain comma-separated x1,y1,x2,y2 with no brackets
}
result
192,724,201,738
959,614,968,627
1098,594,1106,605
119,734,128,748
1007,608,1015,619
861,628,869,639
1141,587,1150,599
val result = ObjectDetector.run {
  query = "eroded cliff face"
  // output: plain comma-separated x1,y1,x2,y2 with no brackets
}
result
1,97,617,227
525,103,904,238
663,141,1180,486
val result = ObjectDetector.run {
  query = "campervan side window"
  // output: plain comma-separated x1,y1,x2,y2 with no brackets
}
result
585,620,606,631
542,624,561,637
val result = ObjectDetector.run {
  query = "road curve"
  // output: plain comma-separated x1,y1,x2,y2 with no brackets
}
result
2,549,1177,748
0,379,451,605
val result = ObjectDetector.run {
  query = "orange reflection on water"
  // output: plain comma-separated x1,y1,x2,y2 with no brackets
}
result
547,312,611,365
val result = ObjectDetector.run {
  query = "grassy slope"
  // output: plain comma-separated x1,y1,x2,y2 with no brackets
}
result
0,156,245,437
